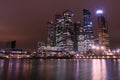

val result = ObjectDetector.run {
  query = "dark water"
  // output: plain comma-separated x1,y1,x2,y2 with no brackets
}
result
0,59,120,80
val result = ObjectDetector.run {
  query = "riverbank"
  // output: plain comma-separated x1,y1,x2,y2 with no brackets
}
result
0,54,120,59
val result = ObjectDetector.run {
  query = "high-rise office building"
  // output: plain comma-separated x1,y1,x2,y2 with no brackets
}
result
83,9,93,38
96,10,110,50
79,9,95,54
55,10,74,51
73,22,81,51
47,21,56,46
75,22,85,53
45,9,110,54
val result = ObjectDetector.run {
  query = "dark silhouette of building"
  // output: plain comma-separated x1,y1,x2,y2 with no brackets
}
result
6,40,16,49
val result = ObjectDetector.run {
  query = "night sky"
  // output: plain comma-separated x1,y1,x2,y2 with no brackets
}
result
0,0,119,49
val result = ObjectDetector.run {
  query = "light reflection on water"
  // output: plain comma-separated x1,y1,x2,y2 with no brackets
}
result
92,59,107,80
0,59,120,80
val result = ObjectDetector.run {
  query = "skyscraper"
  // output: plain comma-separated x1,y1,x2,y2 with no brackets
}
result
45,9,110,55
55,10,74,51
47,21,56,46
96,10,110,50
74,22,84,53
83,9,93,38
78,9,95,54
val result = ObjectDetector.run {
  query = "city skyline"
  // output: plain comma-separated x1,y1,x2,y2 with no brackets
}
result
0,0,119,49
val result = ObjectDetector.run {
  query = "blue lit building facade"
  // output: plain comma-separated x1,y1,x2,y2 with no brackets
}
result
78,9,95,54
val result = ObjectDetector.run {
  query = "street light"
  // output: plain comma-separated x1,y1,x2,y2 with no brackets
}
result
96,46,100,50
91,45,96,49
100,46,105,50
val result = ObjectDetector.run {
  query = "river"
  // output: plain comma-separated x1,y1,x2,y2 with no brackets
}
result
0,59,120,80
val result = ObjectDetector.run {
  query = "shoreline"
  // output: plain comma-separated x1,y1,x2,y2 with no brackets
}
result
0,55,120,59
